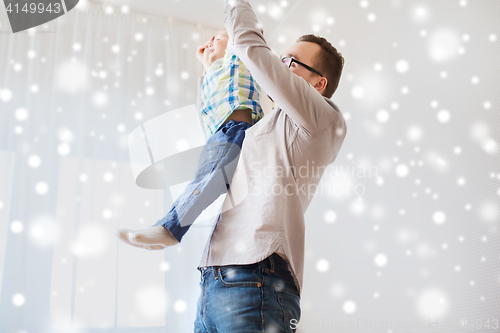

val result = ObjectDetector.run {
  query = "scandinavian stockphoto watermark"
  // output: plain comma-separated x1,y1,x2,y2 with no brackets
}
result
246,160,379,200
290,317,500,331
128,104,379,228
290,317,455,331
2,0,78,33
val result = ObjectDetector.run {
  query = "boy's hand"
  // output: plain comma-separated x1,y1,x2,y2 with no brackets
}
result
196,37,214,72
196,40,211,62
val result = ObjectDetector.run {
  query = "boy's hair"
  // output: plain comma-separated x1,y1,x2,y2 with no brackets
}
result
297,34,344,99
214,29,227,38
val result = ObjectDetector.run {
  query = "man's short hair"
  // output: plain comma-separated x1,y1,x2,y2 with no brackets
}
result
297,34,344,99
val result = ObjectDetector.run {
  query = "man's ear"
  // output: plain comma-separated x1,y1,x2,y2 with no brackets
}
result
314,77,328,93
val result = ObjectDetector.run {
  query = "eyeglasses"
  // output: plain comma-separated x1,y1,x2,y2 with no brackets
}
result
281,56,323,77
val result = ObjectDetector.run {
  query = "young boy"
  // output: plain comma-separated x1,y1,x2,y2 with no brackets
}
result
117,29,263,249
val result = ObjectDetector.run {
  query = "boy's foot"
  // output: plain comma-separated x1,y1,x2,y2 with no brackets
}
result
117,226,179,250
117,228,165,250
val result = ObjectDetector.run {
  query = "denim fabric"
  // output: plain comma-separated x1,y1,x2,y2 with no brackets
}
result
152,119,252,242
193,253,301,332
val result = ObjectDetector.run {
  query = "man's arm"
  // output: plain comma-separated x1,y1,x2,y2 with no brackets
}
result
223,0,342,134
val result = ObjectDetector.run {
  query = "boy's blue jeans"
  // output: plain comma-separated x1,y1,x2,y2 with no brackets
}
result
194,253,301,332
152,119,251,242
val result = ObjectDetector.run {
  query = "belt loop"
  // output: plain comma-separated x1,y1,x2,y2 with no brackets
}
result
269,253,275,272
212,266,218,279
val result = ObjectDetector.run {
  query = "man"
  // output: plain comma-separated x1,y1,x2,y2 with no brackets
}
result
119,0,347,331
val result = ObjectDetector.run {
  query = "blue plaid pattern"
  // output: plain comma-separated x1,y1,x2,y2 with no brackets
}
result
201,49,263,136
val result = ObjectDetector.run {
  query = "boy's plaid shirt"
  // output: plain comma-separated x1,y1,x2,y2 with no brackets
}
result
201,48,263,136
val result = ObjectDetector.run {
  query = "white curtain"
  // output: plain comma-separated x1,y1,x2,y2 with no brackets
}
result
2,0,500,332
0,1,217,331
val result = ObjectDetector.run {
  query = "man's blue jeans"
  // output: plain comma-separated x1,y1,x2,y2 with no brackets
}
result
152,119,251,242
194,253,301,332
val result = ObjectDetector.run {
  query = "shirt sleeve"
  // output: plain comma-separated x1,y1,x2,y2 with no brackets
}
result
223,0,341,135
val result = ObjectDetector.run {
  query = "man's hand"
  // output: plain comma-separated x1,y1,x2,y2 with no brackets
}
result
196,36,215,72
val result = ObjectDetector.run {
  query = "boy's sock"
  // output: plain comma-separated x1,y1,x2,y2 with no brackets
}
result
116,228,165,250
117,226,178,249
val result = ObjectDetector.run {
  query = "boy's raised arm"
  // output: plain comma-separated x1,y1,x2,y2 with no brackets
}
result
223,0,340,134
195,38,214,141
196,76,209,141
196,39,213,72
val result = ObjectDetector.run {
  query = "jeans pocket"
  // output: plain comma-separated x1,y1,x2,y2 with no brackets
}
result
274,284,301,332
216,264,262,288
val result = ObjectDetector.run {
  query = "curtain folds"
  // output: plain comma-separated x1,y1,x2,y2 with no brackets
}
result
0,2,216,331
